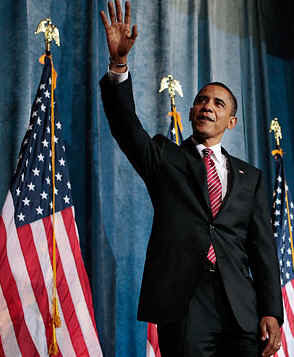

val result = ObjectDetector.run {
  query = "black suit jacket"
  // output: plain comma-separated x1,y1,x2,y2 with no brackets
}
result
100,74,283,332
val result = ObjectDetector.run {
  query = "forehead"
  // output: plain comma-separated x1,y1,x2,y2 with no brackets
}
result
196,85,232,102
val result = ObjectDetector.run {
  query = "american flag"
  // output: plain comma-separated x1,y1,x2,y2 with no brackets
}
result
167,111,183,146
0,55,103,356
147,323,161,357
272,153,294,357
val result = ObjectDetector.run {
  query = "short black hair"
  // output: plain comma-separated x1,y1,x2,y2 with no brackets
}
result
195,82,238,116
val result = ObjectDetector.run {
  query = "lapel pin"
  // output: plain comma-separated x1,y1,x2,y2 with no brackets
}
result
239,169,245,174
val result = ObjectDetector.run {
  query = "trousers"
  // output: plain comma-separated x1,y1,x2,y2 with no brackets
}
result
157,266,264,357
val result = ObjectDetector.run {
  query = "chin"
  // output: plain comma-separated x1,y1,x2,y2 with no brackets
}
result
193,130,210,141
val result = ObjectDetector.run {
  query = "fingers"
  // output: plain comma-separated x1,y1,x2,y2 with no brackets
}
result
100,10,110,29
260,320,268,341
262,336,281,357
131,24,138,41
104,1,129,25
260,321,281,357
108,1,116,25
124,1,131,25
115,0,123,22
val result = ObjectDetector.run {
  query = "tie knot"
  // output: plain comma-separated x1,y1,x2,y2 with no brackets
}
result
203,148,213,158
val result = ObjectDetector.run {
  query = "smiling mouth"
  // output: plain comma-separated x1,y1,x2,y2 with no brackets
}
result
197,115,215,122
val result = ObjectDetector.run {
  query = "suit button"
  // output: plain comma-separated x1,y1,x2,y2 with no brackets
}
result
209,224,214,232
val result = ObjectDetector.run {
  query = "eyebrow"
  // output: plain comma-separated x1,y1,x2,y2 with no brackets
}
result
195,95,226,106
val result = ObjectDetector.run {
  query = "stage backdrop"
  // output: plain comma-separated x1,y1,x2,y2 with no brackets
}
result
1,1,294,356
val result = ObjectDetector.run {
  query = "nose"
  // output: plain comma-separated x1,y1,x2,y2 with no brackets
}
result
200,101,213,113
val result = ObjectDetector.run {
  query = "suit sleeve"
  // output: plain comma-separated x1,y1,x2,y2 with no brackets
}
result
100,73,165,182
247,171,284,325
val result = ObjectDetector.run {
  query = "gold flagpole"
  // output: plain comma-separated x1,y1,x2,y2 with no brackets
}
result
159,75,184,145
35,18,61,356
270,117,294,271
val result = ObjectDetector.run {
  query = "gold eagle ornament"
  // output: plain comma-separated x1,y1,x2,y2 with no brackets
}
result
35,18,60,52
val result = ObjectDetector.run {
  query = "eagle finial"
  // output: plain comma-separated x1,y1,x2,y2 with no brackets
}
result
35,18,60,52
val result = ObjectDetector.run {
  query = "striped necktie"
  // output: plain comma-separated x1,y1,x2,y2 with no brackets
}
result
202,148,222,264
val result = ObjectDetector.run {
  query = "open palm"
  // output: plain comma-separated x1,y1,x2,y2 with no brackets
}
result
100,1,138,63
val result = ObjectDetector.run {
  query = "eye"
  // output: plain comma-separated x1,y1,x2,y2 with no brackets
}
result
215,100,225,108
195,96,207,104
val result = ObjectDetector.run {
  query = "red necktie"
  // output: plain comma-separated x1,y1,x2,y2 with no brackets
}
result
202,148,222,264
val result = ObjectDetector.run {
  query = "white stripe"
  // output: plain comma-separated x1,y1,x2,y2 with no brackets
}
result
54,211,102,356
146,340,156,357
285,282,294,317
281,285,294,355
30,219,76,356
277,347,286,357
0,283,22,357
2,192,47,355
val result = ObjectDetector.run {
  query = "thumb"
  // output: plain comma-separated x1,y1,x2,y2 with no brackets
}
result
260,321,268,341
131,24,138,41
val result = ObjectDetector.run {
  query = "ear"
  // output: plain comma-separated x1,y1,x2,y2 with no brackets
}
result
227,116,237,130
189,107,193,121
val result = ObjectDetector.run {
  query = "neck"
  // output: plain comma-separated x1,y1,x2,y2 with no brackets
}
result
192,133,221,147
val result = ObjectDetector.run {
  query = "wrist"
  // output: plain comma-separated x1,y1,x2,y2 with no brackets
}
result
109,56,128,73
109,64,128,73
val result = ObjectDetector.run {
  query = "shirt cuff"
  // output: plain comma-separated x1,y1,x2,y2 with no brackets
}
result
107,67,129,84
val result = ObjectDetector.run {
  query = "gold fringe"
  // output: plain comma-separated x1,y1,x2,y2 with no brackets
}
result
48,322,59,356
168,107,183,146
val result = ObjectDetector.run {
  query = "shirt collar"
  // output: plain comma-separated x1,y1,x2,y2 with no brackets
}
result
194,141,223,164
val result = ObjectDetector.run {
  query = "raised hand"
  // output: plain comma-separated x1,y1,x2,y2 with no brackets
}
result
100,0,138,68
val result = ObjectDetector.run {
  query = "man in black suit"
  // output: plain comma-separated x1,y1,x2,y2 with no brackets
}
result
100,1,283,356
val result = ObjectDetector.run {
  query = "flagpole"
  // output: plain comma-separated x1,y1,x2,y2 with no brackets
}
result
35,18,61,356
159,75,183,145
270,118,294,271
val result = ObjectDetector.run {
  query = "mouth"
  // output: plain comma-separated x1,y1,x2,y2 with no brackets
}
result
196,115,215,122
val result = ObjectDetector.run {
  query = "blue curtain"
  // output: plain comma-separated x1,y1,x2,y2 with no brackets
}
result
1,1,294,356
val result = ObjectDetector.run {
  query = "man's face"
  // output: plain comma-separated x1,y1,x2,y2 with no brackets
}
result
190,85,237,144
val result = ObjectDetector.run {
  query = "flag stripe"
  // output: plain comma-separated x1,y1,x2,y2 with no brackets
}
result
0,335,5,357
30,219,71,357
281,327,290,357
0,283,21,357
0,214,40,356
61,208,98,337
282,288,294,337
147,323,161,357
42,216,90,357
17,223,52,352
55,211,102,355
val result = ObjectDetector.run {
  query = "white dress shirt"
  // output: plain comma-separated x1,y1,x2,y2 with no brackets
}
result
108,68,129,84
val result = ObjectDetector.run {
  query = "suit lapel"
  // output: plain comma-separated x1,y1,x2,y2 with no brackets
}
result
181,137,211,215
219,148,247,215
218,148,234,213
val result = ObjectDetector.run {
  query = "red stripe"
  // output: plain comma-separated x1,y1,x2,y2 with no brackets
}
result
207,244,216,263
42,216,90,356
0,334,5,357
61,208,98,338
282,287,294,337
17,223,54,354
208,185,221,195
147,323,161,357
208,179,221,190
281,326,289,357
207,171,218,182
210,195,221,206
0,217,40,356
